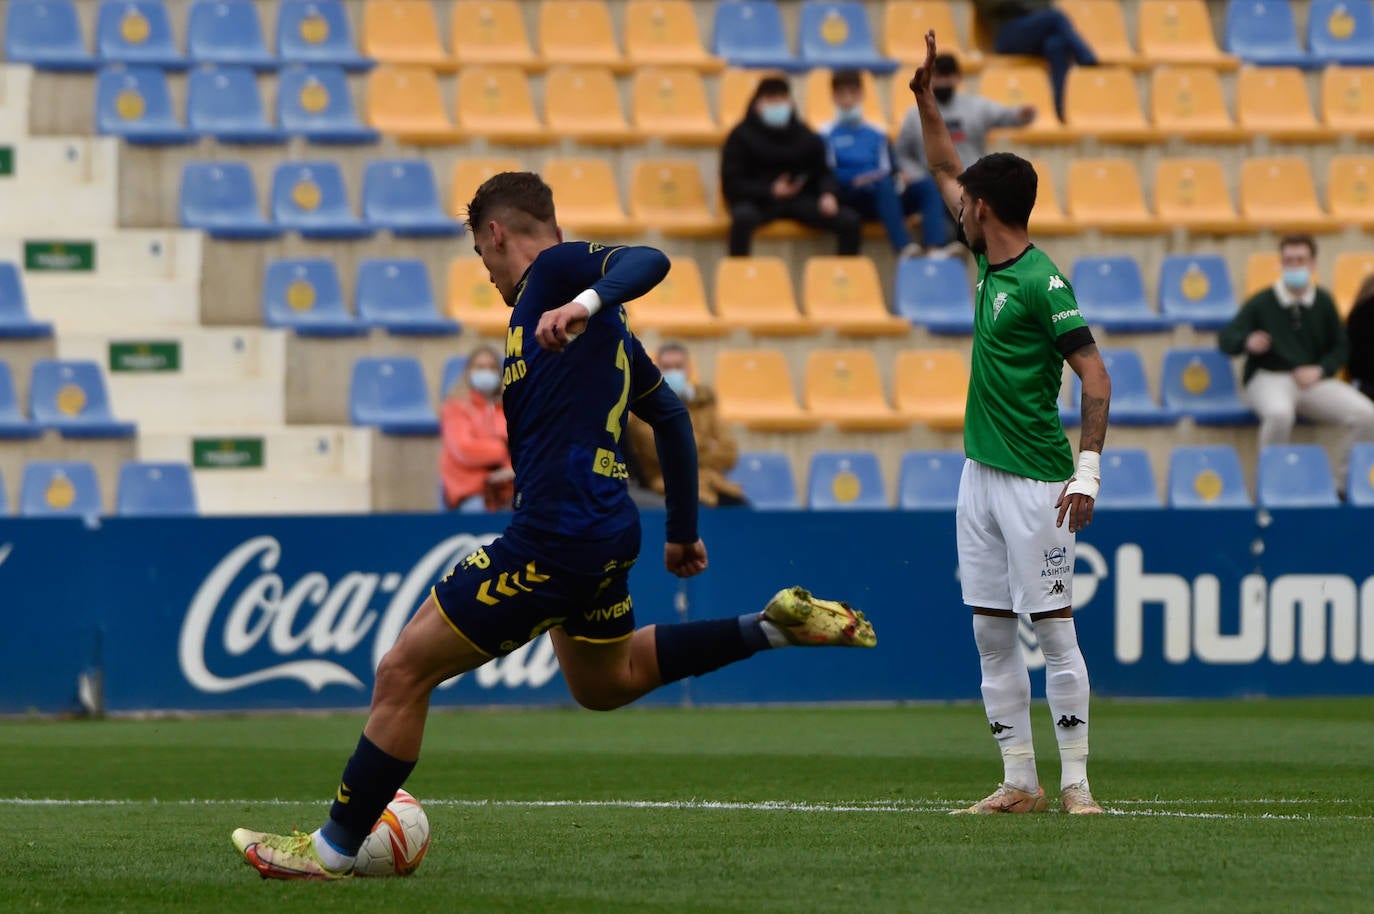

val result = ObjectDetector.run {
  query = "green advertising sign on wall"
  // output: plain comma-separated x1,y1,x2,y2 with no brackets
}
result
24,240,96,272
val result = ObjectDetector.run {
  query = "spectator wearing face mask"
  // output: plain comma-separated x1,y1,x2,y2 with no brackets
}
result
626,342,748,508
721,74,862,257
439,344,515,511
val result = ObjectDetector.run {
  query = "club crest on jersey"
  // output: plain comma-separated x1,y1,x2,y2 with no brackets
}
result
992,291,1008,321
1047,274,1067,291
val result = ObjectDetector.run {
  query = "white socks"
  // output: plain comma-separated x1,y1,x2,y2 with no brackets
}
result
1034,616,1091,790
972,614,1038,792
313,830,357,871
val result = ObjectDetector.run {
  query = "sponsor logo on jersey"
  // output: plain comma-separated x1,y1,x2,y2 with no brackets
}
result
1048,274,1067,291
1051,308,1081,323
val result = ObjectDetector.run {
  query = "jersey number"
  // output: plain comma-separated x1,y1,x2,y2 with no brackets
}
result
605,340,630,442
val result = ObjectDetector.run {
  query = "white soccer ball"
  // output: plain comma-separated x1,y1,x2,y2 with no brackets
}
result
354,789,431,877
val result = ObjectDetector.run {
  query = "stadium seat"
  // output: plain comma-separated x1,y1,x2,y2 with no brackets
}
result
30,360,136,438
714,257,814,335
1321,65,1374,137
179,161,281,239
438,355,469,401
1059,0,1142,68
797,1,897,72
539,0,627,71
895,257,973,334
896,450,963,509
1066,159,1163,234
1168,445,1252,507
95,65,195,144
1245,251,1282,295
449,156,522,219
1346,442,1374,505
883,2,976,70
712,1,801,71
20,461,102,517
714,349,820,431
1153,158,1244,234
978,66,1071,143
5,0,94,70
349,356,440,434
1149,66,1246,142
188,0,273,68
1026,159,1076,235
0,362,40,438
1326,156,1374,229
449,0,537,68
630,67,721,145
1072,256,1172,332
96,0,184,68
544,66,639,144
728,451,799,509
361,160,464,236
1237,66,1334,141
1333,251,1374,316
0,263,54,339
544,158,640,236
1095,449,1163,508
356,259,460,335
628,160,725,237
625,0,723,70
626,257,724,336
805,68,888,131
719,67,781,123
262,258,366,336
361,0,449,67
894,349,967,429
446,257,509,335
270,161,373,239
454,65,549,144
1161,348,1255,424
187,65,287,143
1239,157,1334,233
808,451,888,510
1225,0,1315,67
1309,0,1374,65
117,462,198,516
277,64,379,143
1138,0,1239,68
367,65,463,143
1065,348,1177,424
1159,254,1238,329
803,350,907,431
277,0,370,70
1064,66,1157,142
801,256,907,336
1258,444,1340,507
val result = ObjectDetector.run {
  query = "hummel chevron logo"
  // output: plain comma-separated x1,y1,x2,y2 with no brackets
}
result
1057,715,1086,728
989,721,1013,734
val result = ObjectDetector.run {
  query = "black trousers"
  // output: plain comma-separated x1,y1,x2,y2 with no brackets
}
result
728,196,862,257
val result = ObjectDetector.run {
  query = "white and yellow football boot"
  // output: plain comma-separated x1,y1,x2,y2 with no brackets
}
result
763,587,877,648
231,828,352,880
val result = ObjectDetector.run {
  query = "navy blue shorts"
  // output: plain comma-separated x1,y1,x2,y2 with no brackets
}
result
431,527,640,657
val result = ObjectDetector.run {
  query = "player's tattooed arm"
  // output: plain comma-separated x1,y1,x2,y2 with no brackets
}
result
1068,343,1111,454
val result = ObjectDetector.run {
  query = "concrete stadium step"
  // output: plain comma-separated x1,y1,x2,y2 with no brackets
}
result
0,66,31,138
186,472,372,515
138,425,371,482
0,138,118,232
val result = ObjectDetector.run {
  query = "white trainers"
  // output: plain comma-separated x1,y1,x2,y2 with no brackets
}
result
1060,780,1104,814
950,783,1048,815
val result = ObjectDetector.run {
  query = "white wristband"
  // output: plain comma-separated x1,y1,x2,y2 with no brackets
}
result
1064,450,1101,501
572,289,602,318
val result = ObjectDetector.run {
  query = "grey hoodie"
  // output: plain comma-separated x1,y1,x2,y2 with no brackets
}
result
894,92,1025,183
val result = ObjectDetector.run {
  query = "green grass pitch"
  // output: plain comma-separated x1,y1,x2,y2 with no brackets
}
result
3,699,1371,913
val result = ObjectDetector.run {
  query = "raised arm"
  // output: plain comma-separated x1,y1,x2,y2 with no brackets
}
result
908,30,964,218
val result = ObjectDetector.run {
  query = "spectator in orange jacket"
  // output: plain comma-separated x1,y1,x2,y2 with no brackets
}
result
439,345,514,511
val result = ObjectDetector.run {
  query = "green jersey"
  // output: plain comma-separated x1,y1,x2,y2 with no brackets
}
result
964,245,1092,482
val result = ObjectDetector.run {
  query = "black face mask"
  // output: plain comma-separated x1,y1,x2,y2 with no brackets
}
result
933,86,955,104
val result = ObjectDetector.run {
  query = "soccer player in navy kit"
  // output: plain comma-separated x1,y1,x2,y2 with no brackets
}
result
232,172,877,880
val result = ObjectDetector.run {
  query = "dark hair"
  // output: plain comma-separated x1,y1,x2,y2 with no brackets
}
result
1279,233,1317,258
831,69,863,92
465,171,556,234
657,341,689,361
1354,275,1374,312
957,152,1037,229
933,53,961,77
751,75,791,103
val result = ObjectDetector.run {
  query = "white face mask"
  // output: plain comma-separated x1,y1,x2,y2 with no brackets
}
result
468,368,501,395
662,369,693,401
759,101,793,128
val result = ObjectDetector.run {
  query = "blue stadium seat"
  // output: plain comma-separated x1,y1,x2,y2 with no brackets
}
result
1096,449,1163,508
95,65,195,144
1072,256,1172,333
897,450,963,509
21,461,102,517
187,0,274,68
1159,254,1238,331
808,451,887,510
277,64,378,143
728,451,800,509
0,468,5,514
30,360,136,438
262,258,366,336
277,0,370,69
96,0,184,68
5,0,95,70
0,263,54,339
356,259,461,335
439,355,469,400
1347,442,1374,505
179,161,281,239
1309,0,1374,64
895,257,974,334
797,1,897,72
350,357,440,434
1065,348,1178,425
0,362,41,439
117,461,198,516
361,161,464,237
1161,348,1256,424
270,161,373,238
1258,444,1339,507
1168,445,1253,507
1225,0,1317,67
712,1,802,70
187,65,287,143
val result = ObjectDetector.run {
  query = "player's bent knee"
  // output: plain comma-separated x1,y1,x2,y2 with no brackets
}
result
371,650,430,708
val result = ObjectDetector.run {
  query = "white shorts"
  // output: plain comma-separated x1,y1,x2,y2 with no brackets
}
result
956,459,1075,614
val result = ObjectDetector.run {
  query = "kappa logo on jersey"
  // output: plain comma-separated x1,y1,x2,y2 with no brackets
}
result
992,291,1008,321
1047,274,1067,291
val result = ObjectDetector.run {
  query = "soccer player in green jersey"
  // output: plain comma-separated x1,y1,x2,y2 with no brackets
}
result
910,32,1113,815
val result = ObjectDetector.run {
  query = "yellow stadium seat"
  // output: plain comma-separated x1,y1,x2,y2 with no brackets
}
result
801,257,909,337
631,67,722,145
1137,0,1238,68
625,0,723,71
362,0,450,68
884,2,981,71
1149,65,1246,142
1322,66,1374,138
1153,158,1244,234
1334,252,1374,318
629,159,726,238
449,156,523,219
1066,158,1163,234
447,257,508,335
626,257,725,336
715,350,821,431
454,65,549,144
1028,159,1077,235
545,65,639,144
978,65,1074,143
1327,156,1374,229
1239,157,1335,233
804,68,888,132
544,158,641,237
366,66,462,143
1237,67,1335,142
894,348,968,430
714,257,817,336
1058,0,1143,69
1244,251,1281,296
538,0,626,72
804,350,909,431
1064,66,1158,143
450,0,539,69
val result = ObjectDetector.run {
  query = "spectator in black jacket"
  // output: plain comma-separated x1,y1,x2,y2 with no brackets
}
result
720,75,861,257
1348,275,1374,401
